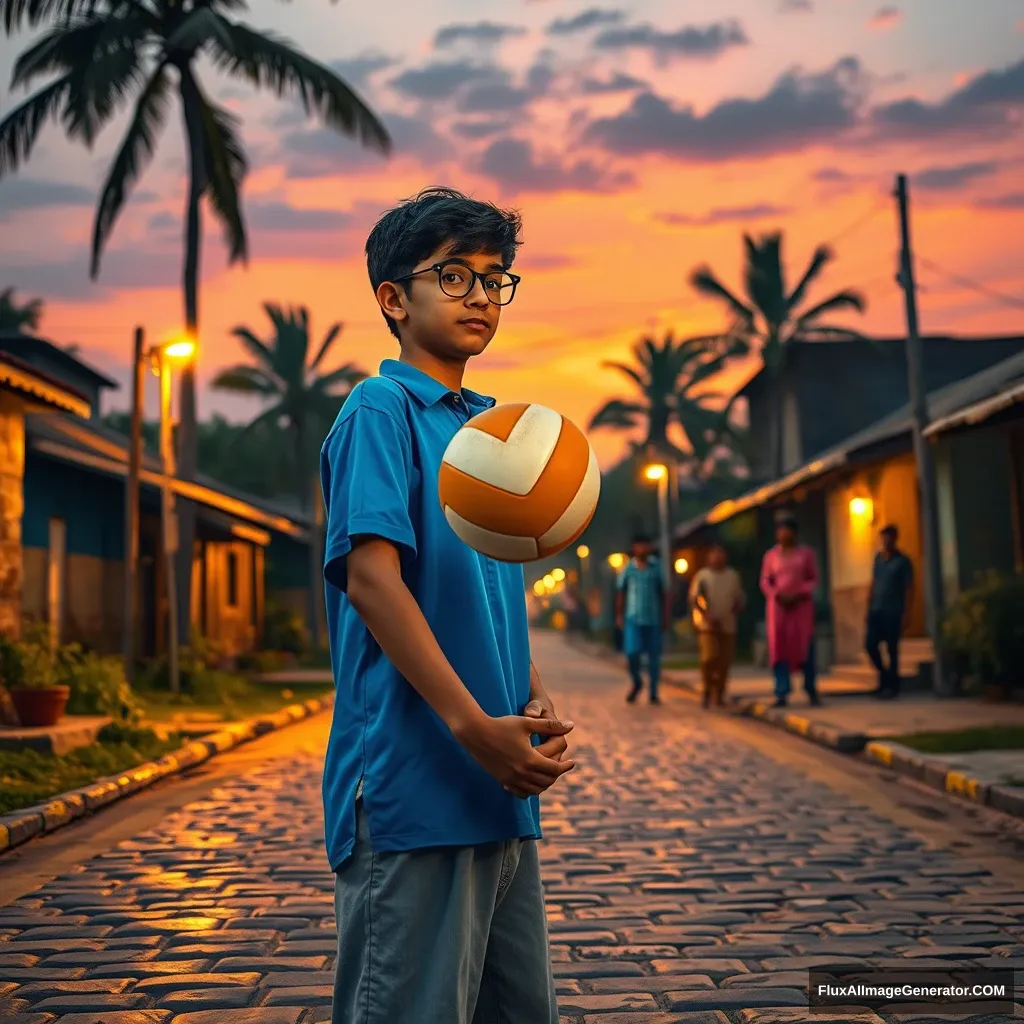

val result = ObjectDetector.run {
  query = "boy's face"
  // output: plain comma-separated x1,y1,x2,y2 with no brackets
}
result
381,246,506,360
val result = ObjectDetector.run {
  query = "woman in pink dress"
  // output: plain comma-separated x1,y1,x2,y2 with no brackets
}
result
759,512,821,708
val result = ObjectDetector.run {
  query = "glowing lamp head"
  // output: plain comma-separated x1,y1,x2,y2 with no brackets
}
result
643,463,668,482
849,496,873,520
163,335,196,361
674,557,689,575
543,574,555,589
576,544,590,559
607,552,626,570
551,567,566,582
532,580,545,596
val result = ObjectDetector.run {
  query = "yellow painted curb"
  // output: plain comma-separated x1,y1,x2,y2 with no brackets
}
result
865,741,893,766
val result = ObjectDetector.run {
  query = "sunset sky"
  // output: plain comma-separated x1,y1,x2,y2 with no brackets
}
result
1,0,1022,466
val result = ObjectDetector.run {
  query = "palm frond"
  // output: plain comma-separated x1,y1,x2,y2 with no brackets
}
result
794,289,866,326
190,80,248,264
600,359,647,392
0,72,74,176
90,64,170,278
314,362,368,393
230,325,278,375
310,321,342,369
743,232,787,327
204,17,390,152
210,364,280,396
786,244,832,313
688,266,754,324
588,398,645,431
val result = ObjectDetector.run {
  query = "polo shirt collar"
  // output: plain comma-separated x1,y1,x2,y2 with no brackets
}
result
379,358,495,411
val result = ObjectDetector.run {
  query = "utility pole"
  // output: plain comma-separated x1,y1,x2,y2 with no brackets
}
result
122,326,144,683
895,174,949,695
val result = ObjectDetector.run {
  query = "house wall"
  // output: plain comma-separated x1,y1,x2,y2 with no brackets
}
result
942,426,1018,592
825,453,925,663
743,338,1024,480
266,534,311,619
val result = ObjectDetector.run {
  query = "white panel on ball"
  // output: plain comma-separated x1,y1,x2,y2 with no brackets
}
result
443,507,540,562
538,446,601,553
440,405,563,496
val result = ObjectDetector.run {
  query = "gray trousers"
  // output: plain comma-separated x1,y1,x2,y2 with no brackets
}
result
332,800,558,1024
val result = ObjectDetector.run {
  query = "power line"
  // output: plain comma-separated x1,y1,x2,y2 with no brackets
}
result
823,196,889,249
917,256,1024,311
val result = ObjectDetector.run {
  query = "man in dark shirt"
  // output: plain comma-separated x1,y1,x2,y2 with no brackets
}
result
865,524,914,699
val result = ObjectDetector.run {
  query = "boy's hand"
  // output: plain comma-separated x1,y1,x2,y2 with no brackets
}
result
457,714,575,799
524,696,569,762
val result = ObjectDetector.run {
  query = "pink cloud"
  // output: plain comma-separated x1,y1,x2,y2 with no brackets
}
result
868,5,901,31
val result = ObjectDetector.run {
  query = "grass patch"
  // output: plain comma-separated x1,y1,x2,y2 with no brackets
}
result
0,723,184,815
886,724,1024,755
137,673,333,725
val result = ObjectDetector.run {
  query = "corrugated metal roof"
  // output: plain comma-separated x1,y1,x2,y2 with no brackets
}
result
677,347,1024,541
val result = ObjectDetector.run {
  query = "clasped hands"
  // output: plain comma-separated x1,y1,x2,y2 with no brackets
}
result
455,692,576,800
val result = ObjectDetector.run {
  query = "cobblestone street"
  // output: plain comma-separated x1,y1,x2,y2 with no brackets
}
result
1,632,1023,1024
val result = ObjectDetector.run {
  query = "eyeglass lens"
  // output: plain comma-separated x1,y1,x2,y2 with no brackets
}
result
438,263,516,304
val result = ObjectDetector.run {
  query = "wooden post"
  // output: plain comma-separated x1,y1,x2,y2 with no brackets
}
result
122,326,144,683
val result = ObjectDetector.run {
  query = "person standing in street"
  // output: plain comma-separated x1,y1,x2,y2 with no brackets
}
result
759,512,821,708
615,532,669,705
865,524,914,700
689,543,745,708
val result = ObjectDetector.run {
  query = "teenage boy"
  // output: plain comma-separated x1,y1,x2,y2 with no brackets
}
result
320,187,574,1024
614,532,669,704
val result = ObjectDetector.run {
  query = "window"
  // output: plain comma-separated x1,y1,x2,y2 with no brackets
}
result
226,551,239,608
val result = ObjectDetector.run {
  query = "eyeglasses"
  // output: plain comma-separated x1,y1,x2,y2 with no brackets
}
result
394,261,521,306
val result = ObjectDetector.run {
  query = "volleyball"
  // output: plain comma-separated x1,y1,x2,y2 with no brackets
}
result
438,403,601,563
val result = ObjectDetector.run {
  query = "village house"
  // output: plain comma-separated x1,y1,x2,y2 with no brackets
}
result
0,332,312,659
675,335,1024,685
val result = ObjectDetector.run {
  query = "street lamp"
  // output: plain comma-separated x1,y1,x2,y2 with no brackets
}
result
674,557,689,575
643,462,671,587
122,328,195,696
607,552,626,571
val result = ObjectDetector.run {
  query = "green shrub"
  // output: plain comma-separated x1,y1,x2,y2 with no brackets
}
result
60,648,142,723
941,571,1024,693
264,603,308,655
0,620,60,689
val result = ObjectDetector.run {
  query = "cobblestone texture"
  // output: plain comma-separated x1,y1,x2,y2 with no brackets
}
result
1,636,1022,1023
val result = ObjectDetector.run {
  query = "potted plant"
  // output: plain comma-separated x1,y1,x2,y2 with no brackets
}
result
1,625,70,728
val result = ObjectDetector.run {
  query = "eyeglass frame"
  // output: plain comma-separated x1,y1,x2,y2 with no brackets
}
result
391,260,522,306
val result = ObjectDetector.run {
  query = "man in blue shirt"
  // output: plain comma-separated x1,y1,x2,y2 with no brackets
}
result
320,187,574,1024
614,532,669,704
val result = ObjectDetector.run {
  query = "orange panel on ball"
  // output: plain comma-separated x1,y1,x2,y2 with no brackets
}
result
438,414,592,538
464,402,530,442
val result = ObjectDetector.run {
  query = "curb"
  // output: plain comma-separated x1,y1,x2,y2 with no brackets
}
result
0,695,334,855
615,648,1024,824
737,699,867,754
863,739,1024,818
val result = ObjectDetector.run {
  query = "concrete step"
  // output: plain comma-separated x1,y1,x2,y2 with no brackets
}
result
831,661,933,692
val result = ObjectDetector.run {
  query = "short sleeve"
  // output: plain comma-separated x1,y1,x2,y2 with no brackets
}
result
321,405,417,593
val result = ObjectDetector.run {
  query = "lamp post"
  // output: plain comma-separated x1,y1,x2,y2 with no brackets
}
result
643,463,671,588
123,332,195,696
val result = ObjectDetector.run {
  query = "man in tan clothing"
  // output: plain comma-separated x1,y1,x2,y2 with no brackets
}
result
689,544,745,707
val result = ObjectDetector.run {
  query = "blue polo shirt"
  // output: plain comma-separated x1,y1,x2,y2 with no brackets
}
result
319,358,541,870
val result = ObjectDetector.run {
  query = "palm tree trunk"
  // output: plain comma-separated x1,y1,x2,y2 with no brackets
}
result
770,376,784,483
174,67,205,650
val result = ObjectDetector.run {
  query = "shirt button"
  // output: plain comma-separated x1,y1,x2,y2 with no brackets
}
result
452,395,461,403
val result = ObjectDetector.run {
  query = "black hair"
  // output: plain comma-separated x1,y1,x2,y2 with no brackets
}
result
775,511,798,531
365,186,523,340
631,532,652,545
881,523,898,537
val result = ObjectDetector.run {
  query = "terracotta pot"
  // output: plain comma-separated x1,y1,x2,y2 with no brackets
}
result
10,686,70,728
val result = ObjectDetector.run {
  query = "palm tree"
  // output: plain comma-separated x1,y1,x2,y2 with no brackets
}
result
0,287,44,334
0,0,391,645
688,232,866,481
589,332,746,477
212,303,367,648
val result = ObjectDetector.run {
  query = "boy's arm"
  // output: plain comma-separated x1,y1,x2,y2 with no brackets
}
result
347,539,575,798
324,405,575,799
